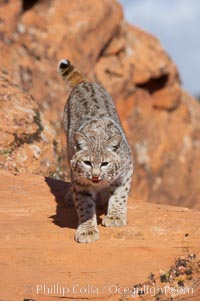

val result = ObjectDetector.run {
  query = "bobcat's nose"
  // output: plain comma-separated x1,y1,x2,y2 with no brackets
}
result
92,176,101,183
92,168,100,177
91,168,101,183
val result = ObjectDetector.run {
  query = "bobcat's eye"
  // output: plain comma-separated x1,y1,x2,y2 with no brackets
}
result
83,160,92,166
101,162,109,167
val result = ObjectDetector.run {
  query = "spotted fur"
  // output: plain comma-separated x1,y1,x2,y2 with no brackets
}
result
58,59,133,243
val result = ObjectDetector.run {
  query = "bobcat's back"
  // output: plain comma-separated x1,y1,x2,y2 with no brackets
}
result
58,59,133,243
66,82,129,158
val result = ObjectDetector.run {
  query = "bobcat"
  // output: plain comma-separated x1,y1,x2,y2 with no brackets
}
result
58,59,133,243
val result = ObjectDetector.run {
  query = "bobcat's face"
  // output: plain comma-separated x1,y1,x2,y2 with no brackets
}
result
70,132,122,184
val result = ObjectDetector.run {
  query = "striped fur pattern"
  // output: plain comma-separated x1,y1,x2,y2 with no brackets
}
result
58,59,133,243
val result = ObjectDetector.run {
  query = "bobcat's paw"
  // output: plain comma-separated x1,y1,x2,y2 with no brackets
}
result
102,215,127,227
75,225,99,243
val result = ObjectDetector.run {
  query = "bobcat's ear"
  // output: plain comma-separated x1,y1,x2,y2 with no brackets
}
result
106,135,122,151
74,132,88,151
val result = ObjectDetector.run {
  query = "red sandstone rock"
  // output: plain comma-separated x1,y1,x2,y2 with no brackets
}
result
0,70,63,176
0,0,199,211
0,170,199,301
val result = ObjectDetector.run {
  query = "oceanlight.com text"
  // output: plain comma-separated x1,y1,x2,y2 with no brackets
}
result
24,283,194,298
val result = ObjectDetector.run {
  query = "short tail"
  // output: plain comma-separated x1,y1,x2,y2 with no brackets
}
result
57,59,86,89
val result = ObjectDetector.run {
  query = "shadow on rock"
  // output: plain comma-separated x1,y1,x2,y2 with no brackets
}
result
45,177,78,229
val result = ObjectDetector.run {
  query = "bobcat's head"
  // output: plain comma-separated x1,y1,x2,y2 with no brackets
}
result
71,132,122,184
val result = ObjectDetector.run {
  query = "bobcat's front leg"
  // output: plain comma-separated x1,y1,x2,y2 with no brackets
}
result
102,169,132,227
73,185,99,243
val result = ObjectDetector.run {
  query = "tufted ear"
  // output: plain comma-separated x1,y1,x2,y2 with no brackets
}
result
74,132,88,151
106,135,122,151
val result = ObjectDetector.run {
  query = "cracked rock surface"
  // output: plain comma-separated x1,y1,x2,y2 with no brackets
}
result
0,70,63,176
